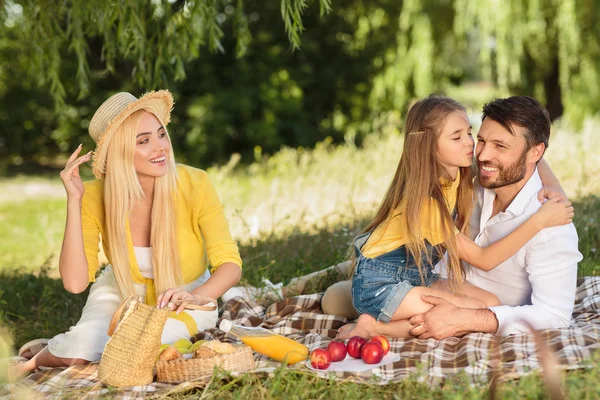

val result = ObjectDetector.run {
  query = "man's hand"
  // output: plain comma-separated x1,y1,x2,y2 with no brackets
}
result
408,295,469,340
410,294,500,339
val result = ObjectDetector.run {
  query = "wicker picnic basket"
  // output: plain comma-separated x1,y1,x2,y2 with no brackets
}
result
156,344,255,383
98,295,219,387
98,296,169,386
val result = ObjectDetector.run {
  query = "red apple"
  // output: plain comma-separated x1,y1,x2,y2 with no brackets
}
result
310,348,331,370
369,335,390,355
346,336,367,359
326,340,347,362
361,342,384,364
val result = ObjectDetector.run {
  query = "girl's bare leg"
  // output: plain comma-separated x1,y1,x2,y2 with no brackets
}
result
338,281,500,339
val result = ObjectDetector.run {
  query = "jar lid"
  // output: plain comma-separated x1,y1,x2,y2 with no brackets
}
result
219,319,232,332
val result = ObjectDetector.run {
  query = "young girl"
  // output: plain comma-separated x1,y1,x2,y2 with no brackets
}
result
336,96,573,339
16,91,242,375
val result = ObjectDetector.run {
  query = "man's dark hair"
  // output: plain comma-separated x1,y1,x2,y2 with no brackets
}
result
482,96,551,151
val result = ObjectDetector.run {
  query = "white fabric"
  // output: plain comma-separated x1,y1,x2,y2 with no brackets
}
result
221,278,283,303
466,168,583,336
48,263,214,361
133,246,153,278
160,277,218,344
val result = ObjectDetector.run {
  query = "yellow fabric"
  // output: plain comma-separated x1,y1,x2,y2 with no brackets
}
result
168,311,198,336
81,164,242,305
362,172,461,258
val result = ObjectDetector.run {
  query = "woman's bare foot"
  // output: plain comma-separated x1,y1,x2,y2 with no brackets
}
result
7,358,31,382
7,346,87,379
17,338,49,360
336,314,380,340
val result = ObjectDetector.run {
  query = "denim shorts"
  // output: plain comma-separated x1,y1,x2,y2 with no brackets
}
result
351,231,441,323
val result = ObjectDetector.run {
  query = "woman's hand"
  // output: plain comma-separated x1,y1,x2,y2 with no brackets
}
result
534,196,574,228
156,288,198,314
60,145,92,200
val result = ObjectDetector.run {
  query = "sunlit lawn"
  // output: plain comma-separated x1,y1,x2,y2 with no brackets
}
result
1,117,599,273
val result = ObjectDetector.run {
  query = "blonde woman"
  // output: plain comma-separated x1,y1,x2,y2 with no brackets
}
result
16,91,242,375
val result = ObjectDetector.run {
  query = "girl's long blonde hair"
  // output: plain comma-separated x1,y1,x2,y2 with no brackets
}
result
104,109,181,299
352,96,474,291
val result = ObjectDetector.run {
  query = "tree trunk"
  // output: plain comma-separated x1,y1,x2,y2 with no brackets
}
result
544,57,564,121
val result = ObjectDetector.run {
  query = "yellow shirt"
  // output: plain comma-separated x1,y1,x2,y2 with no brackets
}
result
81,164,242,304
362,172,460,258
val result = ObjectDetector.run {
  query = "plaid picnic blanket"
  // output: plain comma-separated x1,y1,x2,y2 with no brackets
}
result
3,276,600,399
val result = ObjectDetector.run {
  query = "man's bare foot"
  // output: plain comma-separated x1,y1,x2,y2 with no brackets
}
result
336,314,379,340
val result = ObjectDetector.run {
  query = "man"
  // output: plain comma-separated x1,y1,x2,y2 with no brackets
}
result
408,96,583,339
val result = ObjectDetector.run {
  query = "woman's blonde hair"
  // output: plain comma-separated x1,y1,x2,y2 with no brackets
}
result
351,96,473,292
104,109,181,299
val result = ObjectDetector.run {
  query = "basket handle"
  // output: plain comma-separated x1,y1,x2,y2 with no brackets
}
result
106,296,218,336
107,295,139,336
169,296,218,311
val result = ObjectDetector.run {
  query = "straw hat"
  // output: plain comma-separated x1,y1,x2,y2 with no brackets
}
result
89,90,174,179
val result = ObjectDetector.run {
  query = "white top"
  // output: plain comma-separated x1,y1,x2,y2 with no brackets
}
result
133,246,154,279
466,169,583,336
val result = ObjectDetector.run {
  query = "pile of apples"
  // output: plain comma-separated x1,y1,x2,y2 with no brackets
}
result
310,335,390,370
158,338,206,360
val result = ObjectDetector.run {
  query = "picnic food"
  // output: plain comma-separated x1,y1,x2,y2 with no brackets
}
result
361,342,384,364
156,342,255,383
194,346,218,359
173,338,193,348
309,337,390,370
189,340,206,352
310,348,332,370
173,338,194,354
159,343,171,353
369,336,390,355
346,336,367,359
242,335,308,364
219,319,309,365
326,340,347,362
202,340,236,354
159,346,182,361
160,339,212,360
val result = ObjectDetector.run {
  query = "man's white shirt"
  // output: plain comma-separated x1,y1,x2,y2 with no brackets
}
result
466,168,583,335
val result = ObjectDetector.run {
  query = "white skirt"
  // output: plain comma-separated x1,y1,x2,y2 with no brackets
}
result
47,266,217,361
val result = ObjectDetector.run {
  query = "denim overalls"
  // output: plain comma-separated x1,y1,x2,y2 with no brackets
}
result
351,231,441,322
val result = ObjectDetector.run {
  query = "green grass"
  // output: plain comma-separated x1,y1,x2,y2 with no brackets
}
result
0,117,599,397
166,358,600,399
0,199,66,274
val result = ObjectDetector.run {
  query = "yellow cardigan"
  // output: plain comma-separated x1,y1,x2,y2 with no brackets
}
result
81,164,242,305
362,172,461,258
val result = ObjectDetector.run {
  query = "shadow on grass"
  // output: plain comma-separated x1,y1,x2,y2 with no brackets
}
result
1,195,598,350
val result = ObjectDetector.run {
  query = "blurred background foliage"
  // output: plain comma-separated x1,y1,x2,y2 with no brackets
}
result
0,0,598,174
